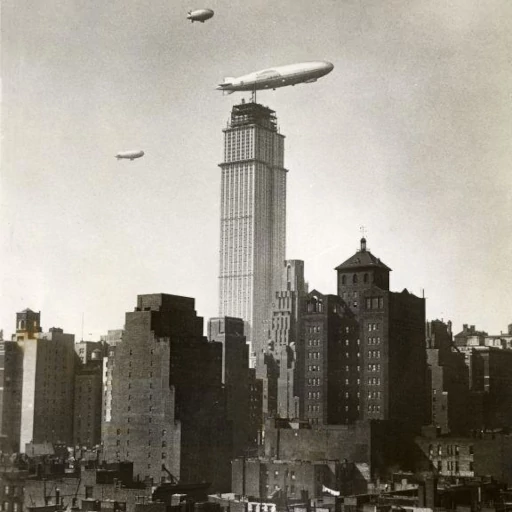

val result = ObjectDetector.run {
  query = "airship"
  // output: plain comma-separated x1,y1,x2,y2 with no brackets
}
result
187,8,214,23
217,61,334,94
115,150,144,161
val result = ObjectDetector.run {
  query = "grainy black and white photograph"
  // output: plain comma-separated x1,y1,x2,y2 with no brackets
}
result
1,0,512,511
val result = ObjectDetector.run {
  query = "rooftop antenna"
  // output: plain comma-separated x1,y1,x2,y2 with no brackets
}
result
81,313,84,342
251,88,257,103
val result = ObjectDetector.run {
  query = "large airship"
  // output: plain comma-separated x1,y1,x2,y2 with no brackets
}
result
187,8,214,23
115,150,144,161
217,61,334,93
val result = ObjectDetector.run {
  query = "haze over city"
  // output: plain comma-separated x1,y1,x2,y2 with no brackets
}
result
2,0,511,339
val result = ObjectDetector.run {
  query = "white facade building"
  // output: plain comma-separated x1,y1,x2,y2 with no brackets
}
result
218,101,287,359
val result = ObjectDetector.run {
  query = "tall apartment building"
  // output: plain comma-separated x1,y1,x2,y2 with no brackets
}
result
208,316,250,456
218,101,287,360
0,340,23,452
335,237,427,430
426,320,469,434
302,291,360,425
73,349,103,447
7,309,76,451
102,294,231,489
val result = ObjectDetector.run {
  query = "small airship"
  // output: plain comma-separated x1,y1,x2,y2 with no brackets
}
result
217,61,334,94
115,150,144,161
187,8,214,23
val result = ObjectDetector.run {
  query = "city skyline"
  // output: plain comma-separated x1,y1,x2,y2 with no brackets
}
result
2,0,512,339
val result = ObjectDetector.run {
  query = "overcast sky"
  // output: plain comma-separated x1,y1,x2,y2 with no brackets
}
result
2,0,511,340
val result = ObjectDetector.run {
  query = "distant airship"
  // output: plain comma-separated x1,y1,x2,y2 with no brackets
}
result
115,150,144,161
187,8,214,23
217,61,334,94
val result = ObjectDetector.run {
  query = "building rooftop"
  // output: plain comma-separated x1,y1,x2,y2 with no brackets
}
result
227,101,278,132
335,238,392,272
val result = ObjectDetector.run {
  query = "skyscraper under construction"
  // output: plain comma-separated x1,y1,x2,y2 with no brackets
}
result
218,101,287,359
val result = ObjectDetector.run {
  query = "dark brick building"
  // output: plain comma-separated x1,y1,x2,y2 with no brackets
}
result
73,352,103,448
208,317,250,456
302,291,359,425
335,238,427,430
471,346,512,429
0,341,23,452
415,428,512,485
426,320,470,434
102,294,232,490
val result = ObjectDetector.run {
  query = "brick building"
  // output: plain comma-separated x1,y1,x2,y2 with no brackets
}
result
415,428,512,485
73,351,103,448
335,237,427,430
208,317,250,456
471,346,512,429
102,294,232,490
231,458,366,500
302,291,359,425
0,341,23,452
426,320,470,434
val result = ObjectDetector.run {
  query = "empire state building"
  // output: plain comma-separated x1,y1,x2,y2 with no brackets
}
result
218,101,287,359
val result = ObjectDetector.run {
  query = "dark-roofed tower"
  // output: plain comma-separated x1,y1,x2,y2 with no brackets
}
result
335,238,427,430
336,237,391,304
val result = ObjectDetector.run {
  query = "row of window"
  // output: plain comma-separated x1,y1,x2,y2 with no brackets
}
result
429,444,468,456
368,350,381,358
368,364,381,372
366,297,384,310
117,429,167,436
368,337,381,345
368,378,381,385
307,365,321,372
307,378,321,386
368,405,381,412
307,405,321,412
308,352,321,359
307,392,321,399
340,273,371,285
117,440,167,447
308,339,321,346
368,323,380,331
307,326,322,333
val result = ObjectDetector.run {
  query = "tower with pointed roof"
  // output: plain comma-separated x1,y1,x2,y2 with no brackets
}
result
334,237,427,430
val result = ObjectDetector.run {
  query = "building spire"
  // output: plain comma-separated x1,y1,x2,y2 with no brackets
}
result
360,226,367,252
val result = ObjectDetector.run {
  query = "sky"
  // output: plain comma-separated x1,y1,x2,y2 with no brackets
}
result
1,0,511,340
